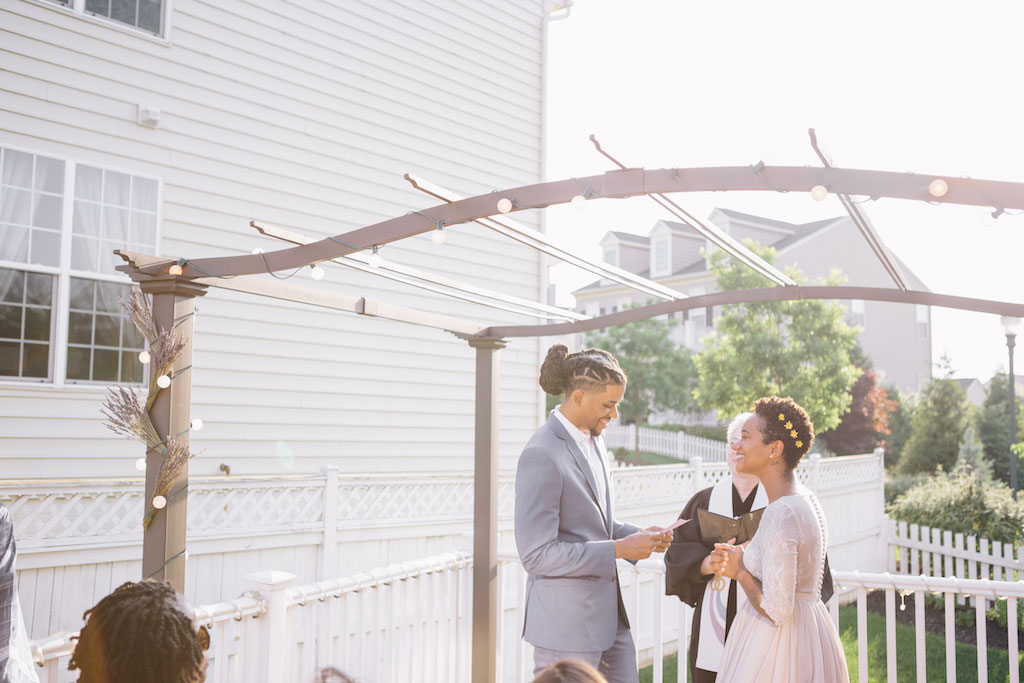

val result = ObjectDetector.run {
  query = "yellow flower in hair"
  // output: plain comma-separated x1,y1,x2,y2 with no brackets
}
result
784,421,793,430
778,413,785,421
796,440,803,449
790,429,798,438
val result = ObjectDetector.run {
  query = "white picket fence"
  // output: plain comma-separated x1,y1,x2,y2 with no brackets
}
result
603,424,726,462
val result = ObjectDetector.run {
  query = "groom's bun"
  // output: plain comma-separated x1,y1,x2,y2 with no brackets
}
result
539,344,570,395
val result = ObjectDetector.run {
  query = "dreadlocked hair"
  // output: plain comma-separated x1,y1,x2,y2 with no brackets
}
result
538,344,626,396
753,396,814,470
69,580,205,683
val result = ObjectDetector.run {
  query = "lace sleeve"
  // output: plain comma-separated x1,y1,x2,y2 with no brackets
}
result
757,503,798,626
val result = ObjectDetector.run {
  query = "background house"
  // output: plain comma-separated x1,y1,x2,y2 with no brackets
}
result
575,209,934,405
0,0,553,479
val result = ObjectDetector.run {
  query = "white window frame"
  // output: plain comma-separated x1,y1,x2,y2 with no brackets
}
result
0,142,162,389
652,237,670,278
602,246,618,268
34,0,173,41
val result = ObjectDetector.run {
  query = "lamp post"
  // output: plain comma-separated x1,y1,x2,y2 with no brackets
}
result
1002,316,1021,500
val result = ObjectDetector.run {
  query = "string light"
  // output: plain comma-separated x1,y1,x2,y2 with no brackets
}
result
156,374,171,388
368,246,382,267
811,185,828,202
431,225,446,244
310,264,325,281
251,248,265,254
135,457,147,471
152,495,167,510
190,418,204,431
570,194,586,209
496,197,513,214
928,178,949,198
138,350,151,364
168,264,183,276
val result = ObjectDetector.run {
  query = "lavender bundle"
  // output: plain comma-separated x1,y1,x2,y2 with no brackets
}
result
101,386,160,450
142,435,199,529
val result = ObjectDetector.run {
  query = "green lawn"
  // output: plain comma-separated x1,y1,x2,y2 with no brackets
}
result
612,448,683,466
639,605,1024,683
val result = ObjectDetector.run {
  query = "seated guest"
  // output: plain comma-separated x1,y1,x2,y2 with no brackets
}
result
316,667,356,682
531,658,608,683
0,502,38,683
69,580,208,683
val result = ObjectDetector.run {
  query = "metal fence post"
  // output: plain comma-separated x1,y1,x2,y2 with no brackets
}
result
243,570,297,683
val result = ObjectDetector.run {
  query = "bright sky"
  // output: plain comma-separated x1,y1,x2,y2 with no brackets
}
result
543,0,1024,384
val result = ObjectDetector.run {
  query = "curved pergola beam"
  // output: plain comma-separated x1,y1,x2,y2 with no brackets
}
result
133,167,1024,280
483,286,1024,339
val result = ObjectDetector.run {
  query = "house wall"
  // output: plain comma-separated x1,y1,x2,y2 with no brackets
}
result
0,0,549,477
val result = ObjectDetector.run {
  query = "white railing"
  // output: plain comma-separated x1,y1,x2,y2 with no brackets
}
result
603,424,726,462
832,570,1024,683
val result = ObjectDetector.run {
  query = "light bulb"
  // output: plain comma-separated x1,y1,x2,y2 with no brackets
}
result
152,495,167,510
184,550,189,561
570,194,586,209
135,457,147,471
368,248,382,267
310,264,325,280
252,247,265,254
156,374,171,388
496,197,513,214
168,264,183,276
810,185,828,202
430,227,446,245
138,350,151,364
190,418,204,432
928,178,948,198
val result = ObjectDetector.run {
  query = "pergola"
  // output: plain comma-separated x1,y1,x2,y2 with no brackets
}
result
116,155,1024,682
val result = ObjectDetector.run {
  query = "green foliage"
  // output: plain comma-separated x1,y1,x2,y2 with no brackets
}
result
977,373,1024,485
545,391,562,414
956,425,993,481
898,368,969,475
692,243,861,432
888,463,1024,545
646,423,727,441
883,386,914,469
884,471,930,505
610,447,681,466
586,312,697,426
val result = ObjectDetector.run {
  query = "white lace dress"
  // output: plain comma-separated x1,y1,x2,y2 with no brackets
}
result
717,487,849,683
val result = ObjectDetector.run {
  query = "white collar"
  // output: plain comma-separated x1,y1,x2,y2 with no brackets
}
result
552,407,591,449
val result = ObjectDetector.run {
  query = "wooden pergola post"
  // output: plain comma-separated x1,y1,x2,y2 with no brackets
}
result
467,336,506,683
138,277,207,591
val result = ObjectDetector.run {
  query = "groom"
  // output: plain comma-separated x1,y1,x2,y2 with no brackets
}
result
515,345,672,682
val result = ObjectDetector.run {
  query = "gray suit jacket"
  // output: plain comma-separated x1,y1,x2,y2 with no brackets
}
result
514,414,640,652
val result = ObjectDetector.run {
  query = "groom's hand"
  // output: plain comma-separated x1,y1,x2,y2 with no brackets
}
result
615,530,671,561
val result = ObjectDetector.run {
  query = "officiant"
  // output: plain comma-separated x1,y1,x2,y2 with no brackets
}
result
664,412,834,682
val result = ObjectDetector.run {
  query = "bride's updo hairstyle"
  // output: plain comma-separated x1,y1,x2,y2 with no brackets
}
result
753,396,814,470
539,344,626,396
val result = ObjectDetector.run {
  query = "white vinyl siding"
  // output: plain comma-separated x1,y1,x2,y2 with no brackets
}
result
0,0,547,478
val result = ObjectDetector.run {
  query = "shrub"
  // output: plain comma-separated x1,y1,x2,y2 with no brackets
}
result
884,472,930,506
887,463,1024,545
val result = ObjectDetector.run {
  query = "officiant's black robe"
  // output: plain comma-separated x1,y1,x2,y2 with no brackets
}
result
664,484,835,683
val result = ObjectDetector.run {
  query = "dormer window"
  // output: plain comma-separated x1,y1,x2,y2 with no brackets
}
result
603,246,617,267
652,237,669,277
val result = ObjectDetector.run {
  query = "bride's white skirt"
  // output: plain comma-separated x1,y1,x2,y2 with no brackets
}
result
717,597,850,683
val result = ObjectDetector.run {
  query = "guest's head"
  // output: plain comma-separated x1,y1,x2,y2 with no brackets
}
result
70,580,207,683
732,396,814,476
726,411,756,477
540,344,627,436
316,667,356,683
530,658,607,683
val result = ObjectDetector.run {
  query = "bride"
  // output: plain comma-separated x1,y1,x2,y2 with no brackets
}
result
709,396,849,683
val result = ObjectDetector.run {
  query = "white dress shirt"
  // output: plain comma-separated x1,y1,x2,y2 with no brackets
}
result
552,407,608,514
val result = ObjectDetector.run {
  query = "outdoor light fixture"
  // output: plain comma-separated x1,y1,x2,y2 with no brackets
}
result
570,194,586,209
190,418,204,431
138,350,151,364
135,457,146,471
368,246,382,267
811,185,828,201
928,178,949,197
430,225,446,244
309,264,325,280
496,197,513,214
152,495,167,510
1003,315,1021,499
168,263,183,276
156,374,171,388
252,247,265,254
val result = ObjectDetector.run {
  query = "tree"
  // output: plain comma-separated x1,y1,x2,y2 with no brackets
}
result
587,313,697,457
898,363,969,474
692,243,861,432
819,367,896,455
881,385,914,469
956,425,993,481
976,372,1024,484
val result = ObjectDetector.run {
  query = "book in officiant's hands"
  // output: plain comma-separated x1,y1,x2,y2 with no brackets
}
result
697,507,765,546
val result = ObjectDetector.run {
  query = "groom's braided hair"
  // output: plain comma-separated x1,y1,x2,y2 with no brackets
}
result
753,395,814,469
69,580,205,683
539,344,626,396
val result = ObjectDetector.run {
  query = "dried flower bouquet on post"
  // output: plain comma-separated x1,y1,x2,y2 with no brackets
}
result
101,288,198,529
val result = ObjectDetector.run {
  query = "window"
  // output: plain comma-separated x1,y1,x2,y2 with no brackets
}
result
602,247,617,268
916,304,929,339
652,238,669,276
44,0,165,35
850,299,865,327
0,145,158,385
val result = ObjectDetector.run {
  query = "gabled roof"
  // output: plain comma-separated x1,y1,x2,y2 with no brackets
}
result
713,207,808,233
606,231,650,244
